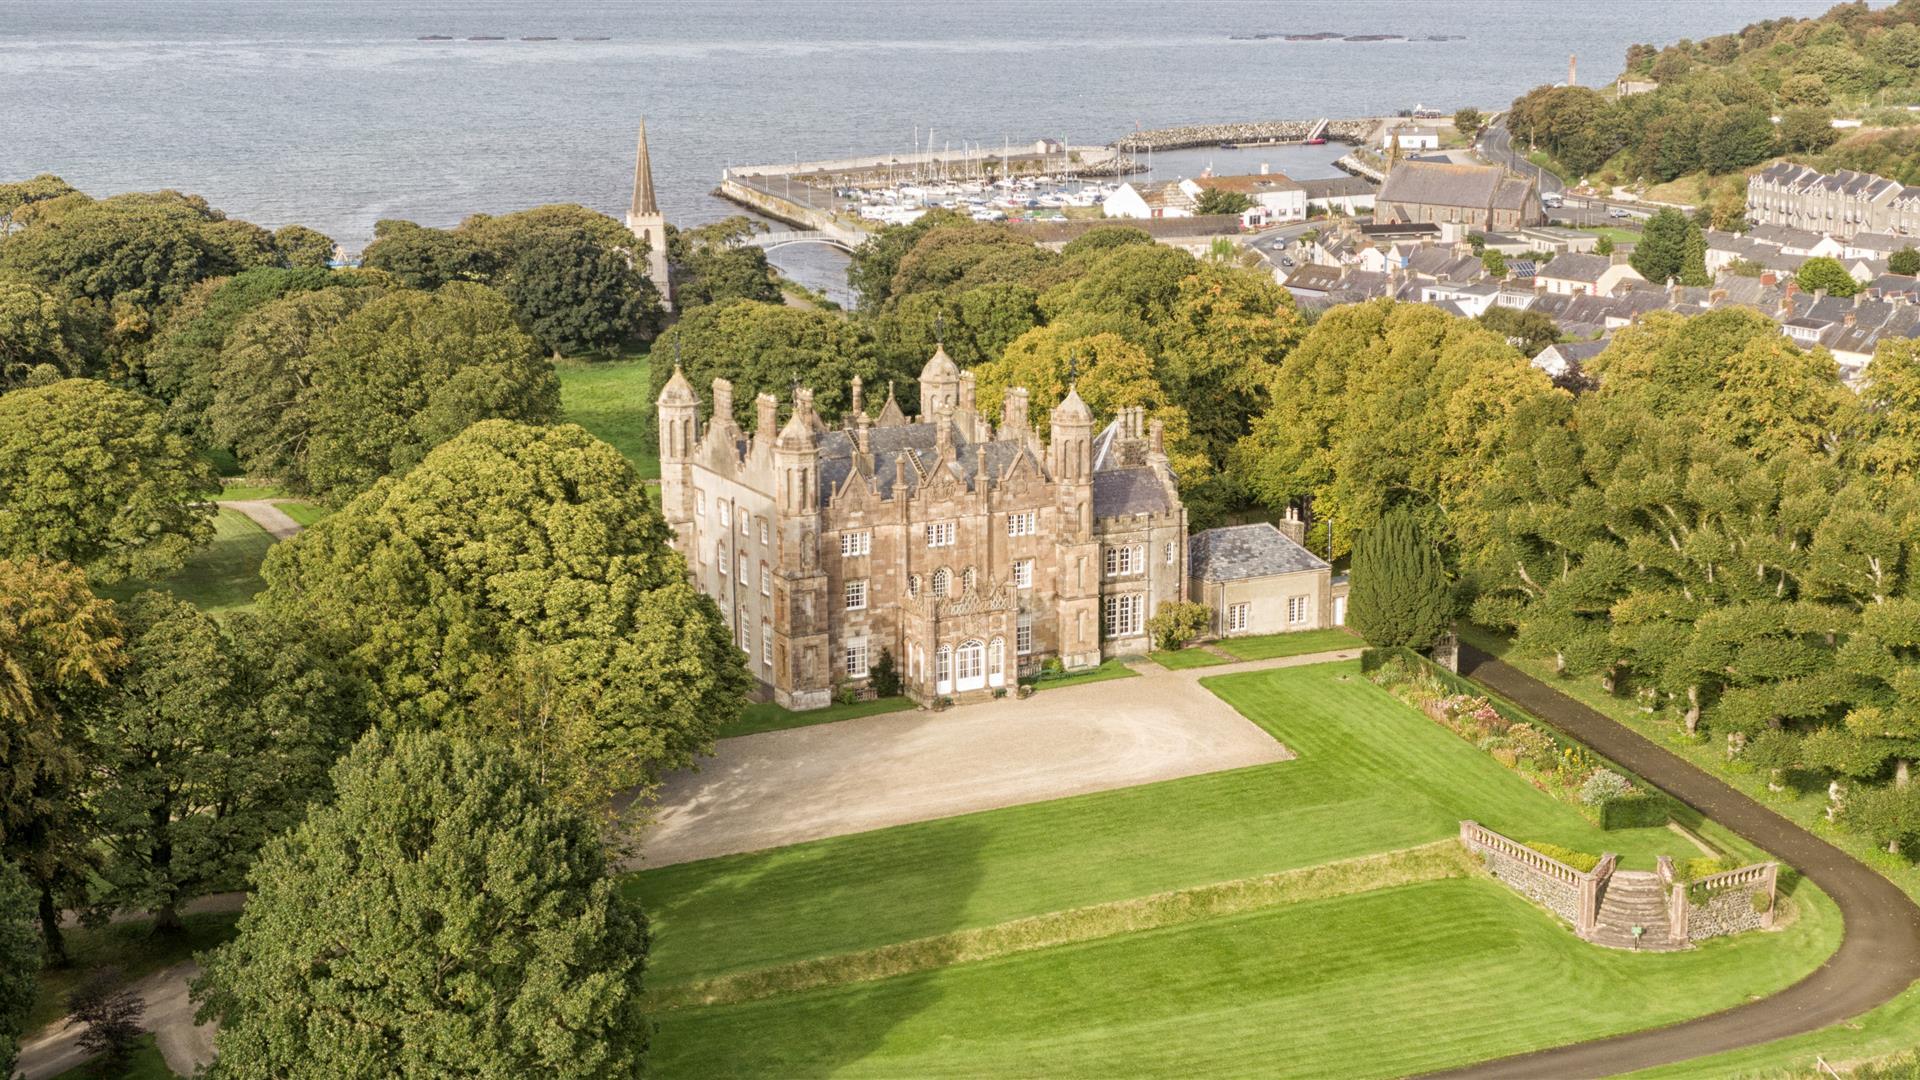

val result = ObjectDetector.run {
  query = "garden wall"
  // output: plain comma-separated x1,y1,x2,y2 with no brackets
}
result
1459,821,1597,928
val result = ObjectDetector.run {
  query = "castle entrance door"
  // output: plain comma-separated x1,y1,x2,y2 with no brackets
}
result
955,639,986,693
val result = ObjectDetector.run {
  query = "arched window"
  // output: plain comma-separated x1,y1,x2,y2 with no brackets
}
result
932,568,950,597
988,637,1005,687
908,574,921,598
935,645,952,692
956,639,985,691
960,567,975,595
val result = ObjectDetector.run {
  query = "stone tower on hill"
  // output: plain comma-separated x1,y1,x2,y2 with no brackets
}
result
625,118,674,312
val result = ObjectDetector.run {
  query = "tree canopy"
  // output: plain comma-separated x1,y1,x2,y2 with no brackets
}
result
260,420,748,805
0,858,38,1075
1349,508,1454,648
647,299,892,429
193,729,651,1079
301,283,559,501
0,378,216,581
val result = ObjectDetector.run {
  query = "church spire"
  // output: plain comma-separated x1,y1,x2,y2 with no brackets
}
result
630,117,661,219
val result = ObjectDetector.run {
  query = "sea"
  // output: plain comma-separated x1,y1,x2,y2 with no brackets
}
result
0,0,1835,303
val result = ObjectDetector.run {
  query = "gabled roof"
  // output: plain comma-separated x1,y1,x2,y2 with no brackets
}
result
1378,161,1520,210
1188,523,1330,582
1092,468,1172,518
1537,252,1613,283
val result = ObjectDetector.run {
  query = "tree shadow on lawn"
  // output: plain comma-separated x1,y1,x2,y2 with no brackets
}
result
635,820,990,1078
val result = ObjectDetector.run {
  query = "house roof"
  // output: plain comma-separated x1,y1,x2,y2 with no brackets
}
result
1092,468,1173,518
1281,264,1344,293
1379,161,1528,210
1198,173,1306,195
1299,175,1377,199
1188,523,1330,582
1538,252,1613,283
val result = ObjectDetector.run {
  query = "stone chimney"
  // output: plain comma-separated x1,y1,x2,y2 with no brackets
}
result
1148,418,1165,458
850,375,864,420
752,390,775,437
1002,387,1030,435
712,378,735,429
1278,505,1307,544
975,443,989,492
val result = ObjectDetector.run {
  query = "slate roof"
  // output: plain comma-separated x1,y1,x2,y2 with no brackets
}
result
1538,252,1612,283
1379,161,1531,211
1299,175,1378,200
1093,468,1173,518
815,422,1039,505
1188,523,1330,582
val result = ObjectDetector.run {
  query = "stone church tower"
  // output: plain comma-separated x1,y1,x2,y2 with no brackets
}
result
625,118,674,311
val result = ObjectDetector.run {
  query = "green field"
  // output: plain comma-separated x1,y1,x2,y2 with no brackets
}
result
273,501,330,527
1147,646,1230,669
723,696,918,739
1578,225,1644,245
1027,657,1141,691
630,661,1833,1076
557,354,658,478
97,508,272,614
1214,627,1359,661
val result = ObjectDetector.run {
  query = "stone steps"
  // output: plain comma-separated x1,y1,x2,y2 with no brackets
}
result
1585,871,1686,951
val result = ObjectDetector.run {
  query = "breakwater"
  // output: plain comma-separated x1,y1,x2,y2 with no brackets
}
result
1115,118,1374,153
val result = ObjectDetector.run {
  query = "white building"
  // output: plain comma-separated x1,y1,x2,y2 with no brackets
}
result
1102,180,1196,220
1382,125,1440,151
1177,173,1308,223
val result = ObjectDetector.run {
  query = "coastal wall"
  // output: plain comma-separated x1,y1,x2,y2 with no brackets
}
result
724,145,1129,181
1116,118,1376,152
714,177,865,244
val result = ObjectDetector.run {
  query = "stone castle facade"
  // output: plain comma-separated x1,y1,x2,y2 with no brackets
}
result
657,346,1187,709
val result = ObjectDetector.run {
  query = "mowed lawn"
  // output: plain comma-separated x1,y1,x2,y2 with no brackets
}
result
651,878,1834,1079
634,660,1834,1077
1214,626,1359,661
629,662,1782,987
556,354,658,478
97,508,273,614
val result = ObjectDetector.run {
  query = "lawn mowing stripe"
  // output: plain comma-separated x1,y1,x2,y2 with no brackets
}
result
655,840,1471,1009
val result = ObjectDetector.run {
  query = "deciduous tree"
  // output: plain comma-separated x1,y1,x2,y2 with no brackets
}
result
1798,255,1862,298
260,421,748,804
498,229,660,356
302,283,558,501
0,859,38,1075
193,730,652,1079
0,379,216,582
0,558,121,963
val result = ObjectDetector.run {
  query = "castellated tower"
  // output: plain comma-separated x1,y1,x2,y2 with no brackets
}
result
625,118,674,312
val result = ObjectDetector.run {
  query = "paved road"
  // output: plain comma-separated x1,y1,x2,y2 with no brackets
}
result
16,961,215,1080
1425,645,1920,1079
1478,118,1564,196
217,499,303,541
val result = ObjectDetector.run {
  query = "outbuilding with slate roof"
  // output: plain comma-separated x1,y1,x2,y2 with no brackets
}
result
1188,521,1339,637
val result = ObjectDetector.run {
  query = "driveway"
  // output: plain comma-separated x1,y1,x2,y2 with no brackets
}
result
636,648,1359,868
16,961,214,1080
1425,645,1920,1079
217,499,302,541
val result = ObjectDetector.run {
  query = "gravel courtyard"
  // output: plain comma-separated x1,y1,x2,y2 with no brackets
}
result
639,649,1357,867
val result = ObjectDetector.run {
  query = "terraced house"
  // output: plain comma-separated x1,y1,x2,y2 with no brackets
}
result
657,346,1189,709
1746,162,1920,238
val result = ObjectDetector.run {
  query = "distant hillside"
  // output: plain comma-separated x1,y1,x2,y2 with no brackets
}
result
1508,1,1920,186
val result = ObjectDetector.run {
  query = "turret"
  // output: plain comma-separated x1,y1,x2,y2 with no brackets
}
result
656,363,698,463
919,344,960,416
775,389,820,514
1049,385,1093,482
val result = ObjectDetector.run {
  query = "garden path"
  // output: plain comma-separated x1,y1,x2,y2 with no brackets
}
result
216,499,302,541
635,646,1361,869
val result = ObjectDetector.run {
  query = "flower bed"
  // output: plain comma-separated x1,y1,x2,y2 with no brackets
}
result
1366,650,1676,830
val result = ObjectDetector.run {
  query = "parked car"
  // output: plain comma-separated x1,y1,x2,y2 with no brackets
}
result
1608,207,1632,218
1280,255,1295,267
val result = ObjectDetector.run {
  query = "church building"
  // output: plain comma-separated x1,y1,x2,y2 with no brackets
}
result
657,347,1189,709
625,118,674,310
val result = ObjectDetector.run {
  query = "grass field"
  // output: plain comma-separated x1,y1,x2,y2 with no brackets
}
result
722,696,917,739
273,501,329,527
1147,646,1229,669
557,354,658,478
97,509,272,614
1213,627,1358,661
1579,225,1644,245
1460,625,1920,1078
630,661,1832,1076
1027,657,1141,691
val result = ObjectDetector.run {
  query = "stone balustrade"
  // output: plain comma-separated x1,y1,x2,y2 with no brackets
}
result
1459,820,1612,932
1658,853,1778,942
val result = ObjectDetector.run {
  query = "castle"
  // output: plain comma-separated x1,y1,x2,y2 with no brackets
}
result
657,348,1189,709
